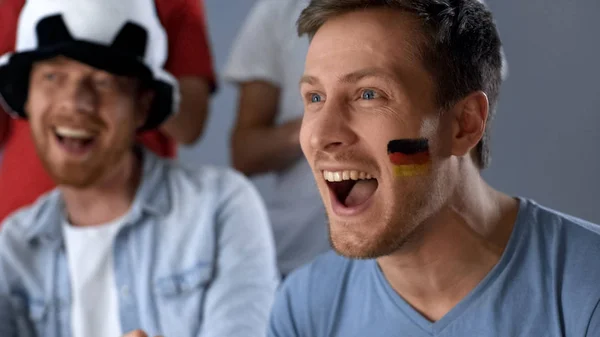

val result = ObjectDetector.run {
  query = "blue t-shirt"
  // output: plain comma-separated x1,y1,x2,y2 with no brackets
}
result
268,199,600,337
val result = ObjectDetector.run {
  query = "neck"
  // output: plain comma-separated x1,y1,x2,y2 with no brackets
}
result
60,150,142,227
377,170,519,322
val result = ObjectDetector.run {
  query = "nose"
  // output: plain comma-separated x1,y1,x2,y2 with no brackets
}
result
308,99,358,152
57,78,96,115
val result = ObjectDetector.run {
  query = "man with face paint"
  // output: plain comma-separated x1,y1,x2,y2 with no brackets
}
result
267,1,600,336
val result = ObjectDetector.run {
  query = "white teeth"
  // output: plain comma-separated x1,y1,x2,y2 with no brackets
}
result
323,170,375,182
55,126,94,139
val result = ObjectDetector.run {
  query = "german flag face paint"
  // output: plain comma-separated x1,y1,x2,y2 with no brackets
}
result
387,138,431,177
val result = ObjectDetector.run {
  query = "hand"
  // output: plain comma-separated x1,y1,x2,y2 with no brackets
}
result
122,330,163,337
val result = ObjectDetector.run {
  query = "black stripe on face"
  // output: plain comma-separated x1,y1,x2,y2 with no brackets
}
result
387,138,429,154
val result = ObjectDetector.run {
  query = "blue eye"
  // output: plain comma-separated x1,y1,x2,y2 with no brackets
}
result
361,89,377,100
310,93,322,103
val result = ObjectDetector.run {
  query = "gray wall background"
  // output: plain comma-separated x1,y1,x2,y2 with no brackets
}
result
179,0,600,223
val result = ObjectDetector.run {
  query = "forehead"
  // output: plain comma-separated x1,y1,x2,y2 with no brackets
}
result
33,56,97,72
305,8,426,82
31,56,140,88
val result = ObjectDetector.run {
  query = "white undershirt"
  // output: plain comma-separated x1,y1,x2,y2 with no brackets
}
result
63,215,127,337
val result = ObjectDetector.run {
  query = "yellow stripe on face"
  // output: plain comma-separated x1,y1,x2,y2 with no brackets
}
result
393,163,430,177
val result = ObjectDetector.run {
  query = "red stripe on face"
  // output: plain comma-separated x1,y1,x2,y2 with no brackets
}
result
388,151,430,165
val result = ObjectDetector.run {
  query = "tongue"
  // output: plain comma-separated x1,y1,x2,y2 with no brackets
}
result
344,179,377,207
61,137,92,153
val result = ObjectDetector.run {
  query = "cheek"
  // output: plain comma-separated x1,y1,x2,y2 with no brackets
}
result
299,118,311,155
25,99,49,135
112,104,133,123
385,138,432,178
102,100,137,130
110,112,137,137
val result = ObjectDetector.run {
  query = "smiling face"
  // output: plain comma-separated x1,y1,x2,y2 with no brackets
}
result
300,9,460,258
25,56,152,188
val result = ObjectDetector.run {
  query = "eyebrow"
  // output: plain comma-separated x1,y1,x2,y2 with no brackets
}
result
34,56,69,68
299,67,398,87
299,74,319,87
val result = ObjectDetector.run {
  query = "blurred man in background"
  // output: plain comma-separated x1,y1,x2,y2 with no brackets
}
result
0,0,278,336
0,0,216,222
224,0,330,277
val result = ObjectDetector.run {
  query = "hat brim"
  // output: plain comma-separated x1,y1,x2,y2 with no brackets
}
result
0,40,176,131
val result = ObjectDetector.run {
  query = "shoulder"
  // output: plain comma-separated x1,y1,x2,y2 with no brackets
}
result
256,0,309,32
135,159,272,275
154,0,201,18
525,198,600,249
235,0,302,36
223,0,308,83
166,161,257,201
522,199,600,302
270,251,363,335
2,0,25,12
0,189,61,242
250,0,295,18
0,189,61,283
162,160,267,225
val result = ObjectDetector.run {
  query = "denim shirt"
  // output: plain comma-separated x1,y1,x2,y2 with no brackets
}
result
0,150,280,337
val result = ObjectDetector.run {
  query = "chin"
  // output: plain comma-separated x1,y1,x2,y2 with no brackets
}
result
328,209,426,259
52,172,98,188
328,220,406,259
44,162,101,188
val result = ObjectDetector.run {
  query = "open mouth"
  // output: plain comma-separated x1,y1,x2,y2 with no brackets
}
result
323,170,379,209
53,126,97,154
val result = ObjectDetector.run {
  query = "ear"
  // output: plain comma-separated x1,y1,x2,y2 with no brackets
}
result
450,91,488,158
135,89,155,128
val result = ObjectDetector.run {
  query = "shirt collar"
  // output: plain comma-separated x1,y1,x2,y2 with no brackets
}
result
24,148,172,244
